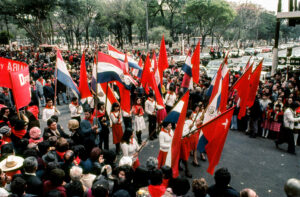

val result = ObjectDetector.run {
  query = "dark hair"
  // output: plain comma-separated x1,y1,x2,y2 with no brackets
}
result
186,109,193,118
50,115,58,122
37,141,50,157
64,150,75,163
149,169,163,185
121,128,133,144
214,168,231,187
161,165,173,180
112,102,120,111
10,176,26,196
71,97,78,102
46,98,52,103
45,190,63,197
117,165,134,182
47,118,56,127
23,156,38,173
97,101,105,110
56,137,69,152
171,177,190,196
133,166,149,189
72,145,86,160
23,148,38,158
65,180,84,197
90,147,102,162
162,121,171,128
49,168,65,187
192,178,208,197
92,182,108,197
1,143,14,158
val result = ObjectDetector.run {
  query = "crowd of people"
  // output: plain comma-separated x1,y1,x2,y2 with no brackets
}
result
0,46,299,197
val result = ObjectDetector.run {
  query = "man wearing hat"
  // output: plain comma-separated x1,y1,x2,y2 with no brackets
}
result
0,155,24,179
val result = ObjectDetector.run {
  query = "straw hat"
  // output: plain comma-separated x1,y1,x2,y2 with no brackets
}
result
0,155,24,172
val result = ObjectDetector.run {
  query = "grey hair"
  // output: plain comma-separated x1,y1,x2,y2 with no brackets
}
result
23,156,38,173
70,166,83,181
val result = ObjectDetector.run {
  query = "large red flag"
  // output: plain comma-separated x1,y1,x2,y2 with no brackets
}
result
167,91,189,178
232,64,253,119
116,82,131,114
9,68,31,110
158,35,169,84
140,54,152,94
0,57,28,88
79,53,92,99
191,41,200,84
247,60,263,108
198,107,235,175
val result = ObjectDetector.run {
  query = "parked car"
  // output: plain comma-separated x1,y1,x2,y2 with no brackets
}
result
261,46,273,53
229,49,244,58
244,48,255,55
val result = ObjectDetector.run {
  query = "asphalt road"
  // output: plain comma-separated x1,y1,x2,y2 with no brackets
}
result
41,104,300,197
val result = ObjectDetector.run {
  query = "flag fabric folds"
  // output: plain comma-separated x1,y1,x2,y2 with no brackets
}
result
0,57,28,88
9,67,31,110
165,91,190,178
191,41,200,84
197,107,235,175
232,63,253,119
163,92,187,124
56,49,80,97
157,35,169,84
247,60,263,108
78,52,92,99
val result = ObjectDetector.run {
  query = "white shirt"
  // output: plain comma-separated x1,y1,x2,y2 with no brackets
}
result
122,110,131,117
159,129,174,152
145,98,156,115
121,138,139,157
283,108,300,130
42,107,60,122
69,103,83,118
164,92,177,107
110,111,122,124
182,119,196,138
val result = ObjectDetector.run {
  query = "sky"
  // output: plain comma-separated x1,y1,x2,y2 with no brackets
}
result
226,0,288,12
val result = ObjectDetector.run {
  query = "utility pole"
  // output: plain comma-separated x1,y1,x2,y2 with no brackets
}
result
271,0,282,76
146,0,149,51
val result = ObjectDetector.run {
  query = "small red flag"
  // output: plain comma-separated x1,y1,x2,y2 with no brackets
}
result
191,41,200,84
116,82,131,114
9,68,31,110
199,107,235,175
247,60,263,108
158,35,169,83
170,91,189,178
140,54,152,94
79,53,92,99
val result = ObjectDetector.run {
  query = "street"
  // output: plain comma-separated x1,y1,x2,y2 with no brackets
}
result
43,104,300,197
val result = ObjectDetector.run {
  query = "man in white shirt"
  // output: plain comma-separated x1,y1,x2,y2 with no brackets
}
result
164,86,176,113
276,102,300,154
145,93,157,140
69,97,83,123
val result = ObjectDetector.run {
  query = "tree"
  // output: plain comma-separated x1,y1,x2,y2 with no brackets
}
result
185,0,235,48
0,31,12,45
148,26,172,44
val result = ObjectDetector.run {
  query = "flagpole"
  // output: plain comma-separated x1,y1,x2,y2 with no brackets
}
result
104,82,109,115
54,49,58,108
94,49,98,120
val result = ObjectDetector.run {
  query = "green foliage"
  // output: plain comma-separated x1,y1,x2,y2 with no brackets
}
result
148,26,172,43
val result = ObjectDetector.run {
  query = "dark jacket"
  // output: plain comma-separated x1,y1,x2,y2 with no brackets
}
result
21,173,43,196
207,184,239,197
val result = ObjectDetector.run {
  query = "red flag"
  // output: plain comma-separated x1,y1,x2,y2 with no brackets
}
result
170,91,189,178
116,82,131,113
199,107,235,175
232,64,253,119
244,56,252,72
0,57,28,88
191,41,200,84
79,53,92,99
140,54,152,94
219,64,229,113
247,60,263,108
158,35,169,83
9,67,31,110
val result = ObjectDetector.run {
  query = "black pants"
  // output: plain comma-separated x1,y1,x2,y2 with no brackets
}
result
166,105,172,114
123,117,132,130
148,115,157,137
277,127,295,153
100,129,109,150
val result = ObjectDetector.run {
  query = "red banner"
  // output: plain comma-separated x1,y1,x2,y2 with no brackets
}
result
0,57,28,88
9,68,31,110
